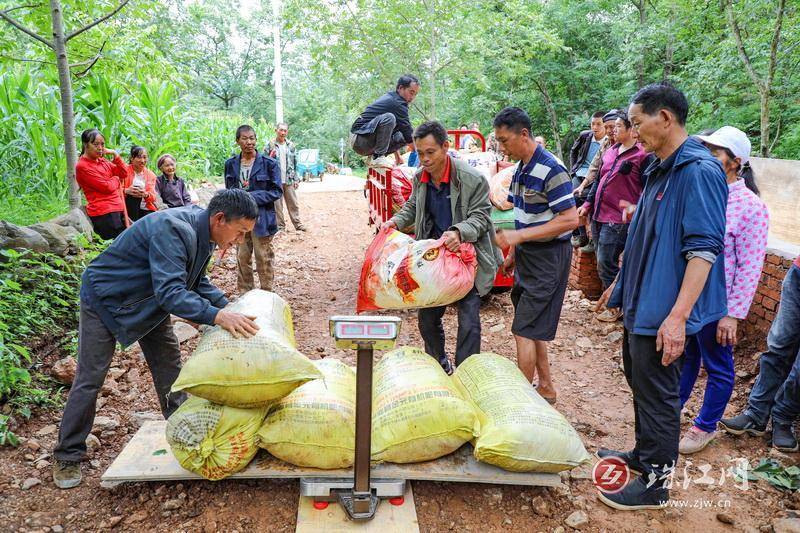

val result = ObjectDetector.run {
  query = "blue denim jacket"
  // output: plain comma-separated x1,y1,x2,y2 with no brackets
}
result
80,206,228,347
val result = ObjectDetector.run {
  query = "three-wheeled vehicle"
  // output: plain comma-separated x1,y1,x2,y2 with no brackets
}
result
297,148,325,182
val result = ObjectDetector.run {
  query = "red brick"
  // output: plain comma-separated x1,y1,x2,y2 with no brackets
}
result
766,254,781,265
765,310,776,322
757,318,771,331
754,306,766,318
751,294,763,305
763,288,781,301
762,297,778,311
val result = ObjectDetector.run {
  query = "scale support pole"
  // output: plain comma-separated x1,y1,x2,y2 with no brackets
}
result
352,344,375,514
272,0,284,124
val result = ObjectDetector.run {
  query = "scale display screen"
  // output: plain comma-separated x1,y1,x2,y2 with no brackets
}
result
329,316,401,349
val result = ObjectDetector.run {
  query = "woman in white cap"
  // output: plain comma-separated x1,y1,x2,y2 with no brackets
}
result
677,126,769,454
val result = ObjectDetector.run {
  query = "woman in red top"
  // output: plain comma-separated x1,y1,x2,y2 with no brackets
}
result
75,129,129,239
122,145,159,221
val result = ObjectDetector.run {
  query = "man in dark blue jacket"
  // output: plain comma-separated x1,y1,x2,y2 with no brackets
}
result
594,83,728,510
224,125,283,294
53,189,261,489
349,74,420,167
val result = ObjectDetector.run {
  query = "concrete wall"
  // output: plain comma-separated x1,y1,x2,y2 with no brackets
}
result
750,156,800,246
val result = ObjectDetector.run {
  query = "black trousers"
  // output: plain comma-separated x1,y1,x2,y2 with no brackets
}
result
125,195,155,222
622,329,683,479
53,301,186,462
418,287,481,368
351,113,407,157
89,211,126,240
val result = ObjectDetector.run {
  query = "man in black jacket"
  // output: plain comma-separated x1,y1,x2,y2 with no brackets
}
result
568,111,605,247
349,74,420,167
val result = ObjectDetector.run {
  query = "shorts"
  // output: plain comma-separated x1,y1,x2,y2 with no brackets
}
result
511,239,572,341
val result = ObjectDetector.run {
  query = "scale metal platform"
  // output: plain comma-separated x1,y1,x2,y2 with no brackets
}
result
101,315,562,529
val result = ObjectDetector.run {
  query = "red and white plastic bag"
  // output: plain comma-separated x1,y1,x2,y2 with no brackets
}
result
357,227,477,312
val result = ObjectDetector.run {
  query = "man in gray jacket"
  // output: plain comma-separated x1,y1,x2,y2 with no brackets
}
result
53,189,260,489
383,121,501,374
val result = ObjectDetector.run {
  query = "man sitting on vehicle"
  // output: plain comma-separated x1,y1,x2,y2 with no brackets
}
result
350,74,420,168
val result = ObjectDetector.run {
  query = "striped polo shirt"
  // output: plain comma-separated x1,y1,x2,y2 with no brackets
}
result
507,145,575,241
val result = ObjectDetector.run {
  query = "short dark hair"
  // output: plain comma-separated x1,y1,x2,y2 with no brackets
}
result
208,189,258,221
129,145,146,162
413,121,449,145
630,82,689,126
236,124,256,141
493,107,531,134
396,74,419,90
591,111,605,120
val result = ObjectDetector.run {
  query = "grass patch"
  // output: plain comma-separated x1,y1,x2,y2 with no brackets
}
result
0,195,68,226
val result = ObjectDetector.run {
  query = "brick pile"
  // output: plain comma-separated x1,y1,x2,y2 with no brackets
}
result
742,252,792,339
568,248,603,300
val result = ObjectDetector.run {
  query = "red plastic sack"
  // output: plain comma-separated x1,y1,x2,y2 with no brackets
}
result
390,167,414,213
357,227,477,313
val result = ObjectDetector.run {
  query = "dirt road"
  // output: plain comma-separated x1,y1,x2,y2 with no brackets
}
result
0,185,795,532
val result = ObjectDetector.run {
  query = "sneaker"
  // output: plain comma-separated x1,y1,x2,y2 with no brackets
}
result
570,235,588,248
679,426,717,454
596,308,622,322
772,422,799,452
595,448,645,475
579,240,596,254
368,155,394,169
597,476,669,511
719,412,766,436
53,459,82,489
440,359,454,376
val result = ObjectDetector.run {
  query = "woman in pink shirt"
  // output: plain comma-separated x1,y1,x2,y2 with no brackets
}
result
678,126,769,454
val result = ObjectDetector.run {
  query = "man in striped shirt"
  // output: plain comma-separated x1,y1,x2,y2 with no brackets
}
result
494,107,579,404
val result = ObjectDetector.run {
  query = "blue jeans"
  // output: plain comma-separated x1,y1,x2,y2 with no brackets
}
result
745,264,800,426
595,222,628,289
679,321,735,432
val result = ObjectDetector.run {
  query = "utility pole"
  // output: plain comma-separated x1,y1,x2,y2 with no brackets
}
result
272,0,284,124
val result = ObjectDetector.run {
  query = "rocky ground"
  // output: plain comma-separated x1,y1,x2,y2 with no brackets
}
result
0,185,797,532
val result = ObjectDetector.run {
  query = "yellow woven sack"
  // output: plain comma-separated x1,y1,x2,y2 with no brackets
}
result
452,353,591,473
165,396,268,480
371,346,477,463
171,290,322,407
257,359,356,469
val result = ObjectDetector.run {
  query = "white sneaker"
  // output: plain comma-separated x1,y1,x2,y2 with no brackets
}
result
368,155,394,168
679,426,716,454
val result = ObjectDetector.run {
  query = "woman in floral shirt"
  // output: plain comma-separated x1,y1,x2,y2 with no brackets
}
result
678,126,769,454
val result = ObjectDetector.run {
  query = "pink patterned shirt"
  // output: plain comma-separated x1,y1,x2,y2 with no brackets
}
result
724,179,769,319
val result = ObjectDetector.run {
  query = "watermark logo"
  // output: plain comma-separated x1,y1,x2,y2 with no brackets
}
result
592,456,630,494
